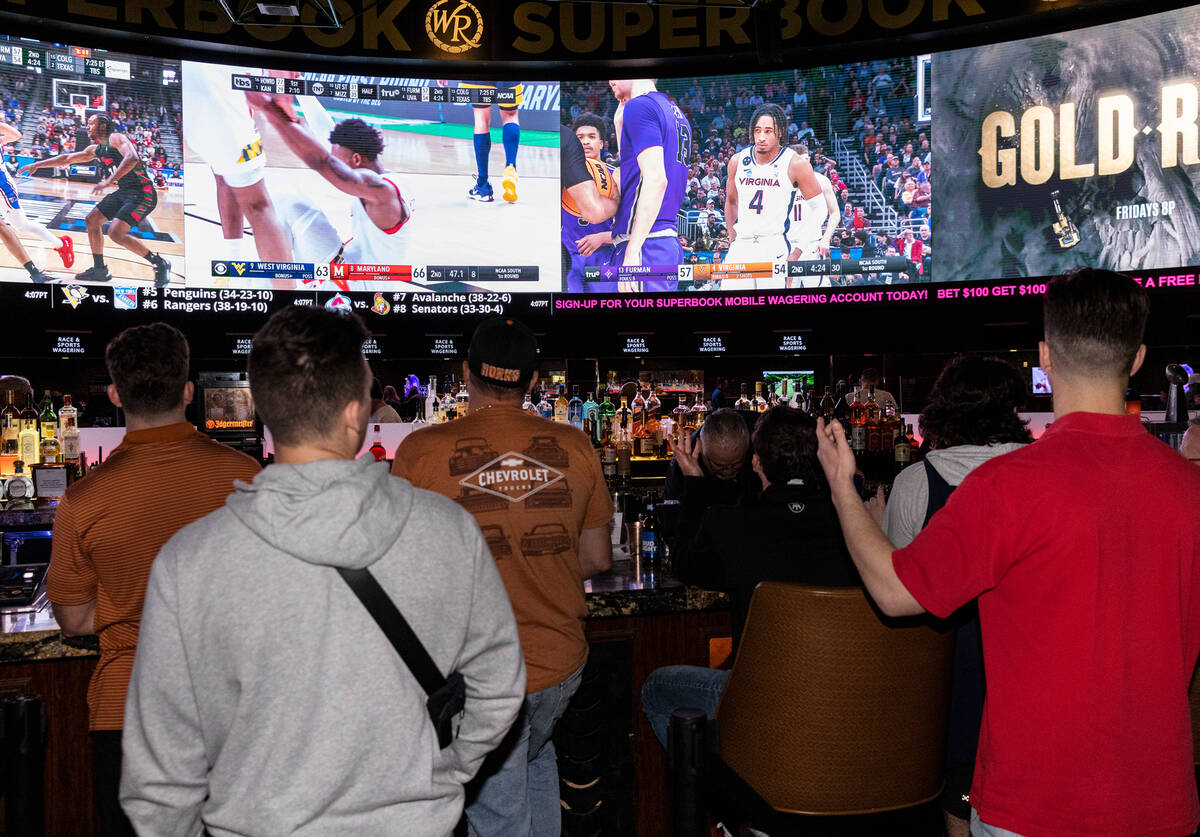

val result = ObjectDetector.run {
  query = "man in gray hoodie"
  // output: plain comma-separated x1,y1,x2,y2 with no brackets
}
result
120,305,525,836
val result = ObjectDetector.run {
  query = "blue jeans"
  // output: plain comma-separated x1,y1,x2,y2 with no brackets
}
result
970,809,1027,837
640,665,731,750
465,664,584,837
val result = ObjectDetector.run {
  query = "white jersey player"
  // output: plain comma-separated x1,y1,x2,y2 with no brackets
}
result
0,121,74,282
182,62,291,262
723,105,826,290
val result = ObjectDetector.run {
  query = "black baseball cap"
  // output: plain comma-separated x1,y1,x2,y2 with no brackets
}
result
468,317,537,388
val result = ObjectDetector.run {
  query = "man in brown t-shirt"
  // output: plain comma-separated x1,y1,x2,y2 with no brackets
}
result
46,323,260,837
393,317,612,837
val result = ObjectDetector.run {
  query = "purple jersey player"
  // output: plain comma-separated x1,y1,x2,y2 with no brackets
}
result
608,79,692,293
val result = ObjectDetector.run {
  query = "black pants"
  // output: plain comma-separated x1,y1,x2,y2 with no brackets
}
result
92,730,137,837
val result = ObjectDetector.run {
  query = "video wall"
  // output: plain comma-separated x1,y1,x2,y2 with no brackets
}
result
0,2,1196,298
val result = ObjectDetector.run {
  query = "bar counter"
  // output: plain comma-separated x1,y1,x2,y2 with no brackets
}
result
0,548,731,837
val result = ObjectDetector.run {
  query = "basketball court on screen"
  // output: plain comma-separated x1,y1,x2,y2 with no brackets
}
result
0,77,185,287
182,102,559,292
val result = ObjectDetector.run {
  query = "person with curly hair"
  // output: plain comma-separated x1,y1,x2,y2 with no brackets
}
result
878,354,1032,837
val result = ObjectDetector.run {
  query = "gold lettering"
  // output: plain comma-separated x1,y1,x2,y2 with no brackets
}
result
1057,102,1094,180
1157,83,1199,169
659,7,699,50
613,5,652,52
302,0,354,47
780,0,803,39
67,0,117,21
979,110,1015,188
1019,105,1054,186
363,0,410,51
184,0,233,34
125,0,176,28
807,0,861,37
933,0,984,21
1098,94,1136,175
561,2,604,53
868,0,923,29
512,2,553,53
705,6,750,46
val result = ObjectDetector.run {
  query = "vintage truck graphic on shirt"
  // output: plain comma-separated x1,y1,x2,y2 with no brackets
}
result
524,479,571,510
458,450,564,503
449,437,499,476
455,486,508,514
520,523,572,556
480,524,512,558
522,436,569,469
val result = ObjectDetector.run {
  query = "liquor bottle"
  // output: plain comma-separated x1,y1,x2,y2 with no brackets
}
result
553,384,569,423
734,383,752,412
536,387,553,420
848,388,867,455
1,389,18,456
646,385,661,423
819,386,835,421
38,389,57,444
690,391,709,429
426,376,440,424
865,385,882,453
883,400,901,446
40,431,60,465
671,395,689,433
5,460,33,500
18,393,39,467
641,504,659,563
58,394,77,440
615,397,632,442
616,432,633,488
632,414,653,457
601,434,617,485
599,392,616,442
582,391,600,442
893,423,912,471
368,425,386,462
568,385,584,429
753,381,768,413
456,380,470,418
906,423,921,461
1050,189,1079,249
630,387,647,432
441,379,458,422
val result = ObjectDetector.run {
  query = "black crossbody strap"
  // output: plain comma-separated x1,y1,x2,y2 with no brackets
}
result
336,566,447,696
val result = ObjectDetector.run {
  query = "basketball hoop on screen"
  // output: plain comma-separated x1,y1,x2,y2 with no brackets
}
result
71,103,88,127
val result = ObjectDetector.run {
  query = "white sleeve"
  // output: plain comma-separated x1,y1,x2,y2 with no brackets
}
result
881,461,928,549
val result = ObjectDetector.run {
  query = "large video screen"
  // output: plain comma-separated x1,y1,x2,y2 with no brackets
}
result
0,3,1197,303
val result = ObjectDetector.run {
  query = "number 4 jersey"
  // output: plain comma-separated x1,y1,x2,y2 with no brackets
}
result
729,146,798,260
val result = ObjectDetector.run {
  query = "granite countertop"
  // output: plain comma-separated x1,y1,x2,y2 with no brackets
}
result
0,550,729,663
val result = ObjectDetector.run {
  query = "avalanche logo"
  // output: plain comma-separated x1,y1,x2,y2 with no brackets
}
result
61,285,89,309
324,293,351,312
372,293,390,315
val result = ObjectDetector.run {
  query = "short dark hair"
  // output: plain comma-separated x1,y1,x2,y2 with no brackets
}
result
752,406,818,485
1044,268,1148,378
90,114,112,136
571,112,606,137
105,323,189,416
859,368,880,385
749,103,787,142
918,355,1033,449
370,378,383,400
249,306,370,446
329,118,384,161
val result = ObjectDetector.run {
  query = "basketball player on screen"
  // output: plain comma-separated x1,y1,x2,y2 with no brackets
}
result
182,63,292,262
250,96,410,271
608,79,692,293
785,160,839,288
21,115,171,287
0,120,74,283
456,80,522,203
563,113,618,292
723,106,828,290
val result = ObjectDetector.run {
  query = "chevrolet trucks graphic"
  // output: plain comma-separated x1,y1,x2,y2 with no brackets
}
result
458,450,564,503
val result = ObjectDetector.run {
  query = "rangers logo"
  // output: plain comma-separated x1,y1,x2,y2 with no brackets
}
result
112,287,137,310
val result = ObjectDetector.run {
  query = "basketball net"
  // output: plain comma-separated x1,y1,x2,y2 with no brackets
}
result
71,103,87,125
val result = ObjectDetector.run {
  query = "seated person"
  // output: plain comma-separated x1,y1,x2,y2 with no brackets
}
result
879,355,1032,837
641,407,860,747
662,408,757,505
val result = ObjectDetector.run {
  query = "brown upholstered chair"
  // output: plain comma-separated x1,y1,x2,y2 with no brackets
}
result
714,582,954,820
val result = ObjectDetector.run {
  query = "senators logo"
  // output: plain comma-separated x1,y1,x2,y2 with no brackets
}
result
425,0,483,55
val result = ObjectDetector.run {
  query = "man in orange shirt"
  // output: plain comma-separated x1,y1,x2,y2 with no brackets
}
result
393,317,612,836
46,323,260,837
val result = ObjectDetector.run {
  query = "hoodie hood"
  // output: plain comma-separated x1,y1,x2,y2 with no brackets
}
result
226,457,412,569
924,442,1027,487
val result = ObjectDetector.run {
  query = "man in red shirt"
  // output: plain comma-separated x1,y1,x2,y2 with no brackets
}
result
816,268,1200,837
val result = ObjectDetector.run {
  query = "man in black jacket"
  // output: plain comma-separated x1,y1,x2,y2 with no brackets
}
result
641,406,860,747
